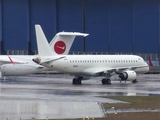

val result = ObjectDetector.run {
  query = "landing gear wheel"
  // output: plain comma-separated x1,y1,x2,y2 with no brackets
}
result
107,79,111,84
72,78,82,85
72,78,77,84
102,79,111,85
102,79,107,85
77,78,82,84
132,79,138,83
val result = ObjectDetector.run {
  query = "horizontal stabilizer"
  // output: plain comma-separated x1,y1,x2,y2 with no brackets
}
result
57,32,89,37
41,56,66,63
33,56,65,64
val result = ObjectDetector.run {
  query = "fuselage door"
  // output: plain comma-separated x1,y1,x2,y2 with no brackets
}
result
64,58,68,69
138,57,142,65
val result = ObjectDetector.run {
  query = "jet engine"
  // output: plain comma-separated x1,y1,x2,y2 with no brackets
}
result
119,70,136,81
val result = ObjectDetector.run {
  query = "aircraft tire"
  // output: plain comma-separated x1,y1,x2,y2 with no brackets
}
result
132,79,138,83
102,79,107,85
72,78,77,84
107,79,111,84
72,78,82,85
77,78,82,84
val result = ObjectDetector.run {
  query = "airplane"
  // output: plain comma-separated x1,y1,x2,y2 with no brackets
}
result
0,29,88,77
33,25,149,85
146,55,160,74
148,56,154,66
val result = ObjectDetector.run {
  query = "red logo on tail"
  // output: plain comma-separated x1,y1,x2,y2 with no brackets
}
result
54,41,66,54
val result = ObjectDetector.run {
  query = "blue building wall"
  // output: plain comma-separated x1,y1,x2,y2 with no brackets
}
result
2,0,28,50
134,0,159,54
57,0,84,52
0,0,159,54
85,0,109,52
29,0,57,51
109,0,134,53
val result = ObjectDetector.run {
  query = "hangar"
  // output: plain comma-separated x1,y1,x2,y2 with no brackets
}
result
0,0,159,61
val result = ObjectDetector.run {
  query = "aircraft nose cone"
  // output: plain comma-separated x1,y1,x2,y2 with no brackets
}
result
145,62,150,73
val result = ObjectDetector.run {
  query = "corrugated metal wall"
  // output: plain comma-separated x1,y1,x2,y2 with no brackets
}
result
57,0,84,52
2,0,28,51
0,0,159,54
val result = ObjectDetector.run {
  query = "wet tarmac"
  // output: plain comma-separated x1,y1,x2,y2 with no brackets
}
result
0,74,160,119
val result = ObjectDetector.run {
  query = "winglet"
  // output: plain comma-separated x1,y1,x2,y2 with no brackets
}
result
35,25,55,56
148,56,153,66
7,55,15,65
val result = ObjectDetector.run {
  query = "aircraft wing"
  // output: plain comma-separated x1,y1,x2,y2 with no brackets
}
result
114,65,149,73
82,65,148,76
82,67,113,76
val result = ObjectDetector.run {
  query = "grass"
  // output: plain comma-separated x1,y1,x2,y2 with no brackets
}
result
103,96,160,109
26,112,160,120
103,112,160,120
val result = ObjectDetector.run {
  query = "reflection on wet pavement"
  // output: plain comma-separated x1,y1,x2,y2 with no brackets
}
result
0,74,160,119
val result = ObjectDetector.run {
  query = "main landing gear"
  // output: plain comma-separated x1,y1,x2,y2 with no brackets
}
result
101,78,111,85
72,78,82,85
132,79,138,83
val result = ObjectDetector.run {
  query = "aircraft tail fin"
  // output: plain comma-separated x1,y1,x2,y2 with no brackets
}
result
35,25,55,56
49,32,88,55
148,56,154,66
7,55,15,65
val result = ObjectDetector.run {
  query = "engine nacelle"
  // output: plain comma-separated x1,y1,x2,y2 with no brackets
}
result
119,70,136,81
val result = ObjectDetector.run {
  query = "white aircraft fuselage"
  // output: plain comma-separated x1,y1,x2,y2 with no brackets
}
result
40,55,149,75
